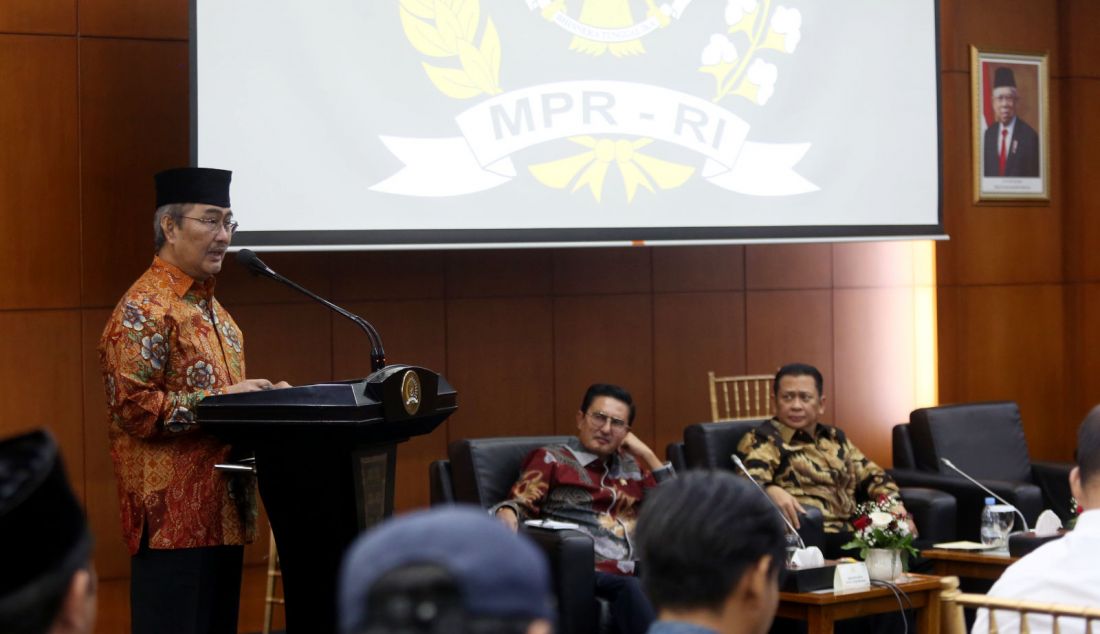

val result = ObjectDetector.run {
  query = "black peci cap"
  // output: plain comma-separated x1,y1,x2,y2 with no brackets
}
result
0,429,91,617
993,67,1017,90
154,167,232,208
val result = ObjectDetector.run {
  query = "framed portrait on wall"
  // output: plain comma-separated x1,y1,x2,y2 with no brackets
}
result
971,47,1049,202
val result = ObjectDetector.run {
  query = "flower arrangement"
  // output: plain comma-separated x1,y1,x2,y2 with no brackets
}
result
842,495,919,564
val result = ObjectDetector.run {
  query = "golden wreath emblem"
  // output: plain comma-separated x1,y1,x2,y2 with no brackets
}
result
394,0,806,202
400,370,422,416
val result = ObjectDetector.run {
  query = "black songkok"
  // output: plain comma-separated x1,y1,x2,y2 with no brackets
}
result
0,429,91,619
154,167,232,208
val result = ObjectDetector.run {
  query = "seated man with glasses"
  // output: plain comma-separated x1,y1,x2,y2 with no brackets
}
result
494,383,673,634
737,363,916,558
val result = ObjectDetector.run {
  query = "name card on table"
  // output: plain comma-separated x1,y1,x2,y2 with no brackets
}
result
833,562,870,592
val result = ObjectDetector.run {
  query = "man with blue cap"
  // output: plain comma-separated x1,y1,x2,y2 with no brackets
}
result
339,506,554,634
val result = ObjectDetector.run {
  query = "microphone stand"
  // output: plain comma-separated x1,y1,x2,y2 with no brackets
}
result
732,454,807,549
940,457,1031,533
236,250,386,371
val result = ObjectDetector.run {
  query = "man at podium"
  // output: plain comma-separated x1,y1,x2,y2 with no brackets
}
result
98,167,289,634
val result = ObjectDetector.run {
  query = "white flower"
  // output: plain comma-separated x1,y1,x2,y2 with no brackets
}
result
663,0,691,19
869,511,894,528
701,34,738,66
745,58,778,104
725,0,757,26
770,6,802,53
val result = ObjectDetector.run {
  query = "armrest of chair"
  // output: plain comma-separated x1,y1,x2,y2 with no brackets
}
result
899,486,956,547
1031,460,1075,521
889,468,1044,540
428,459,454,506
523,527,598,634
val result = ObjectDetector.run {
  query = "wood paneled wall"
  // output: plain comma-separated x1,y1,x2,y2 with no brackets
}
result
0,1,1093,620
935,0,1100,463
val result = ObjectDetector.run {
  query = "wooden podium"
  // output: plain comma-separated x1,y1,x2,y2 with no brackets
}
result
197,365,456,634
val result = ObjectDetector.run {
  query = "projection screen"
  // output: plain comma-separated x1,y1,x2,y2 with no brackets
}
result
193,0,943,250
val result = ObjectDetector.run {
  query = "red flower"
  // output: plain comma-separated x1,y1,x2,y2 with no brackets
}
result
853,515,872,530
1077,505,1085,515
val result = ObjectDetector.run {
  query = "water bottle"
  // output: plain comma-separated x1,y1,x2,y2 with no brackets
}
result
980,497,1004,547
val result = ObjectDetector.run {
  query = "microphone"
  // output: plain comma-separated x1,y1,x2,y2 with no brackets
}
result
731,454,806,550
940,458,1030,533
236,249,386,371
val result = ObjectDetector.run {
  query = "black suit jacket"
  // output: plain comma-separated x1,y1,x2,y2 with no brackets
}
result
983,117,1040,177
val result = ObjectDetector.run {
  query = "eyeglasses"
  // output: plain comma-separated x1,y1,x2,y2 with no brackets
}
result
179,216,239,235
586,411,629,431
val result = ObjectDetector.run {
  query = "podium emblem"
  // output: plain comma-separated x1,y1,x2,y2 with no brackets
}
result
401,370,422,415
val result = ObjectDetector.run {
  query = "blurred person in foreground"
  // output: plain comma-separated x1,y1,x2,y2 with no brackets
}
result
339,506,554,634
971,405,1100,634
635,470,786,634
0,429,96,634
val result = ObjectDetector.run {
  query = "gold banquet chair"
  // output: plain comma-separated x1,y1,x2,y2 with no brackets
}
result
708,372,774,422
939,576,1100,634
263,528,284,634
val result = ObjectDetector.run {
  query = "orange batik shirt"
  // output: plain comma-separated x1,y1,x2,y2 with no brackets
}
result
99,256,257,554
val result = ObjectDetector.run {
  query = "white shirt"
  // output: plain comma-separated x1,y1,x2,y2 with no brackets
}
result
971,510,1100,634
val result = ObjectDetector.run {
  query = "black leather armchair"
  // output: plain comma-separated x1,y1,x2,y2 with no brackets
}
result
428,436,606,634
681,420,958,550
889,401,1074,540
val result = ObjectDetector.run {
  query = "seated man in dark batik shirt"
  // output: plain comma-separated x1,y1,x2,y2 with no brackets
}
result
494,383,674,634
737,363,916,557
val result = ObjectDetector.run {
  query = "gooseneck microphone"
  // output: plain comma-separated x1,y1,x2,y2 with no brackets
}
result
236,249,386,371
940,457,1031,533
731,454,807,550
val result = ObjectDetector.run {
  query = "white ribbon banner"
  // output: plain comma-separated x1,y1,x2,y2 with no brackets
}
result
370,81,816,197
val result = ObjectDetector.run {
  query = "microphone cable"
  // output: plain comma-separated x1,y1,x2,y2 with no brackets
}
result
868,579,914,634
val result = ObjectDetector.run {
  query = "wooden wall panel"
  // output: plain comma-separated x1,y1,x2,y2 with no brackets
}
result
445,250,553,298
335,300,448,511
746,244,832,290
445,298,555,439
744,290,833,405
553,295,654,444
80,309,130,579
934,71,969,288
955,285,1067,460
79,38,189,307
0,36,80,310
77,0,186,39
833,242,915,289
229,303,334,387
0,1,75,34
833,288,918,466
330,251,446,302
652,246,744,293
217,251,333,306
1062,0,1100,77
652,292,745,450
938,0,1058,73
0,309,85,497
1062,79,1100,282
553,247,652,295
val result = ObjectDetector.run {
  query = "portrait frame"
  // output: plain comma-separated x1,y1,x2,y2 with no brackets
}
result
971,47,1050,203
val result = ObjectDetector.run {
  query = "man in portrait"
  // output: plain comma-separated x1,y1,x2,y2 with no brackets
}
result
983,66,1040,178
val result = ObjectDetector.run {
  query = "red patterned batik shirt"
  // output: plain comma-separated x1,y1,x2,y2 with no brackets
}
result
99,256,256,554
495,438,673,575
